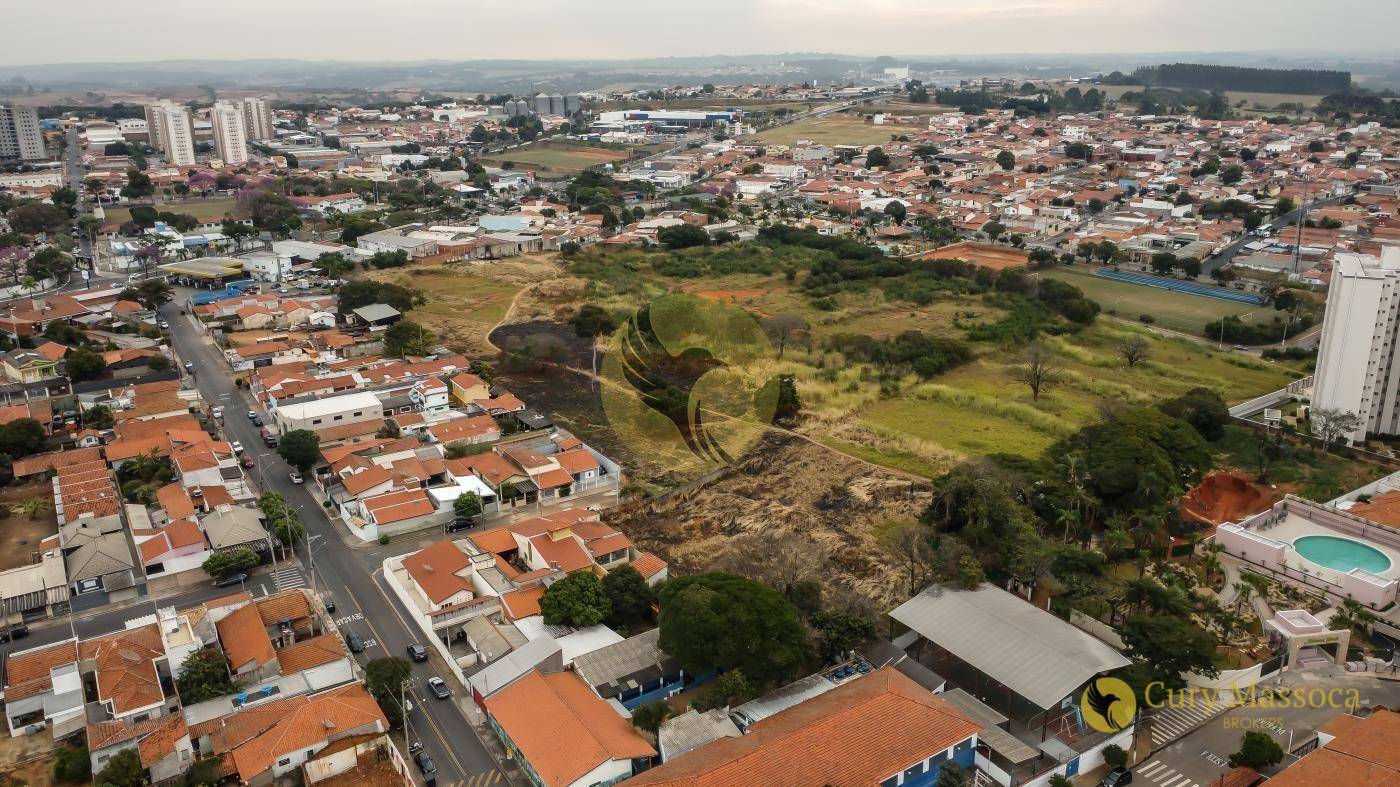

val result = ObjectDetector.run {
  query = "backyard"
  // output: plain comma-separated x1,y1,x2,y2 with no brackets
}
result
1039,265,1277,337
0,481,59,573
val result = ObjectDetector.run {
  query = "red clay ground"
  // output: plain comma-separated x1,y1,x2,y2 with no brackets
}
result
1180,472,1275,527
0,481,59,572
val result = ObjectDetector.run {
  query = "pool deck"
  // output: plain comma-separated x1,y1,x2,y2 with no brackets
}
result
1266,511,1400,585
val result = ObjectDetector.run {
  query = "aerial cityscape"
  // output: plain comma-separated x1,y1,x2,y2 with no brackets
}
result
2,4,1400,787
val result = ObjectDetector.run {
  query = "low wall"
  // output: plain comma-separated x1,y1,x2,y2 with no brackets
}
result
380,556,469,688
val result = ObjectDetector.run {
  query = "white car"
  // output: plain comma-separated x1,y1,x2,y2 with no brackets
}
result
289,471,305,484
246,410,257,419
211,406,224,419
158,320,169,329
230,441,244,454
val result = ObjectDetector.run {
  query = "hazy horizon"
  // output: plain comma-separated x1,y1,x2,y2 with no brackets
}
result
5,0,1397,68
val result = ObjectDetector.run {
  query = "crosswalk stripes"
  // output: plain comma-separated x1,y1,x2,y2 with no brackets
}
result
1148,693,1237,747
1135,759,1201,787
450,772,503,787
270,567,305,591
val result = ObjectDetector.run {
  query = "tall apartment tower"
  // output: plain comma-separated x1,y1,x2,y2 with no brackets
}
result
210,101,249,165
1312,246,1400,443
0,103,45,162
240,97,275,141
145,100,196,166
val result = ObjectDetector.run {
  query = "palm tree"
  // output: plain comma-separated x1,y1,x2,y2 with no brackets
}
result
1232,581,1255,615
1101,527,1131,561
1199,552,1222,586
1332,599,1378,637
13,497,51,520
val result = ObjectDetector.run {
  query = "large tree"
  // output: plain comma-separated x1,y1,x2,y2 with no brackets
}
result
602,564,655,628
1229,731,1284,769
364,656,413,728
0,418,47,459
66,347,107,382
541,571,610,628
382,320,437,358
276,429,321,473
176,648,237,703
202,548,257,580
1120,614,1220,692
658,573,810,686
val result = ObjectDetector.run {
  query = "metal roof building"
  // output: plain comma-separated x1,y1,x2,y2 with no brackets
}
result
889,583,1130,711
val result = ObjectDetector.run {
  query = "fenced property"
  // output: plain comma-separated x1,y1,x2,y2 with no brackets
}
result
1093,267,1267,305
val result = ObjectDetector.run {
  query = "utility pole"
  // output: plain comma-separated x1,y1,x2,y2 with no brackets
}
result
1291,174,1311,275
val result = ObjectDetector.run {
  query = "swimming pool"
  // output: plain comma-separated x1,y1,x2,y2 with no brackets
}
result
1292,535,1392,574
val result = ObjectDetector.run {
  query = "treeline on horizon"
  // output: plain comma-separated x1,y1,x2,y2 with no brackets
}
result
1103,63,1352,95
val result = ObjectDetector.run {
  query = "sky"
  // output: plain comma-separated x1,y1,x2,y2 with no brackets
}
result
5,0,1398,65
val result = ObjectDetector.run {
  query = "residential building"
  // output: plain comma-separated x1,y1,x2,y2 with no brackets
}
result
630,667,981,787
1267,709,1400,786
240,97,276,141
145,100,196,166
1312,246,1400,442
0,103,45,162
484,669,656,787
271,390,383,435
210,100,250,165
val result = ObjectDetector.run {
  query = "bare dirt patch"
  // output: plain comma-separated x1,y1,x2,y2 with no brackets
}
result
1180,471,1275,528
609,432,932,610
0,482,59,572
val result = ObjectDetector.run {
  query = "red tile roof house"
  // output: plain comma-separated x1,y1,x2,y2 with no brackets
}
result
628,667,980,787
485,669,656,787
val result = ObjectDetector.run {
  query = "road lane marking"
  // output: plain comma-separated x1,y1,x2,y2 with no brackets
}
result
343,579,470,777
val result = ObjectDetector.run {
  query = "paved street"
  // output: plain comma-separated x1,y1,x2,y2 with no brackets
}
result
160,297,504,786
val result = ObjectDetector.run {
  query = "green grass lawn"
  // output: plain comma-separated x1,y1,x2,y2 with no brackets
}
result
854,322,1300,462
102,197,241,226
1039,265,1274,337
750,117,900,147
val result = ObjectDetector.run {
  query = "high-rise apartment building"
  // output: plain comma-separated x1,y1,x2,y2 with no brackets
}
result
144,100,196,166
240,97,275,141
1312,246,1400,443
210,101,249,165
0,103,45,162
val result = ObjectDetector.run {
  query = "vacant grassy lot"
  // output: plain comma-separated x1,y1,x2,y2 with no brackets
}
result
478,142,636,173
365,264,526,355
751,116,899,147
102,197,242,226
840,322,1300,463
1039,265,1273,336
463,245,1302,479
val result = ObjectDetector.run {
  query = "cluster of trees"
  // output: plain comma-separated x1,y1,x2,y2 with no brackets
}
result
1127,63,1351,95
825,331,973,380
540,564,658,631
1149,252,1204,278
336,280,424,316
258,491,307,545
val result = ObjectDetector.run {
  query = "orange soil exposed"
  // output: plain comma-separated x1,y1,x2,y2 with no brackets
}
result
1180,472,1275,527
914,240,1030,271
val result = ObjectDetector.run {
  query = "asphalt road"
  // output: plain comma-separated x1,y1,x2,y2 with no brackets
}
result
0,295,498,785
1201,197,1346,276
